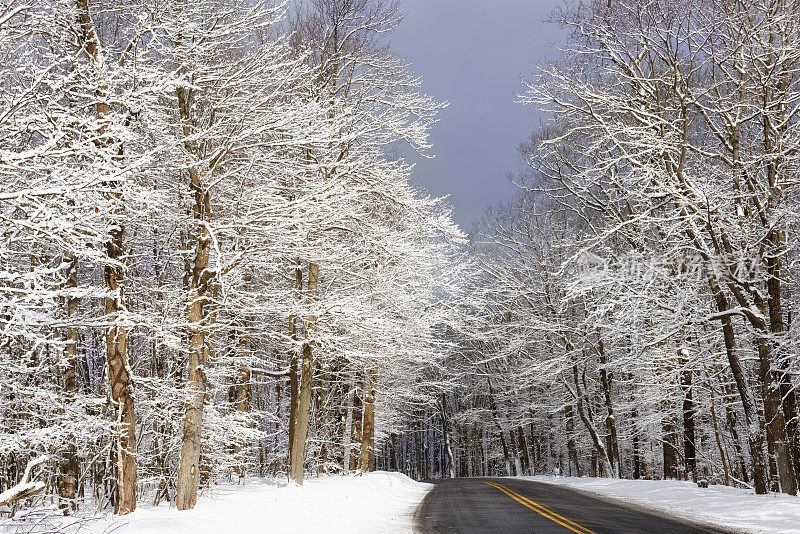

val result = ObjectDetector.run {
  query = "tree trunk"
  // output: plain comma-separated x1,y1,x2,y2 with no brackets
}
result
289,332,314,484
288,262,318,485
707,370,730,486
75,0,136,515
755,336,797,495
287,265,302,472
499,431,512,476
717,248,796,492
761,56,800,489
508,428,523,477
414,421,425,480
486,379,513,476
174,79,214,508
357,370,377,474
632,409,641,480
106,269,136,515
679,349,697,482
709,276,768,493
234,343,251,479
597,339,620,477
440,394,456,478
723,392,749,484
765,229,800,489
570,364,613,476
517,426,531,476
152,343,171,507
175,284,210,510
565,404,579,477
59,251,79,513
349,386,363,471
528,423,539,475
341,384,353,473
662,416,679,480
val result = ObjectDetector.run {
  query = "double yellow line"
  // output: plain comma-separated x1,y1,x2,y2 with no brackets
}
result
483,481,597,534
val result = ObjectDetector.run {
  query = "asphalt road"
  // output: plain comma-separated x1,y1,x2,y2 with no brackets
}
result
414,478,735,534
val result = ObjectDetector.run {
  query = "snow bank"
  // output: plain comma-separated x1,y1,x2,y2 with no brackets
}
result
65,472,430,534
525,476,800,534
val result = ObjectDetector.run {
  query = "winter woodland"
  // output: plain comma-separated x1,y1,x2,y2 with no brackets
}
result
2,0,800,528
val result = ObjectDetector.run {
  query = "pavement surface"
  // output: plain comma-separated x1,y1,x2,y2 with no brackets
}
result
414,478,736,534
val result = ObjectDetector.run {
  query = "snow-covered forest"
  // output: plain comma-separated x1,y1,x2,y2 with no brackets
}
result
3,0,800,529
0,0,465,520
409,0,800,500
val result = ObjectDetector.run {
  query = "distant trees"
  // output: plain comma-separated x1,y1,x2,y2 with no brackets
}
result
281,0,459,485
0,0,462,521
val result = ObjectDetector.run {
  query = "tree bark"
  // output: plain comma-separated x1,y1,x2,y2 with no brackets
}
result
765,228,800,489
174,75,215,509
755,336,797,495
723,390,749,484
679,349,697,482
288,262,318,485
570,364,613,476
175,284,210,509
597,339,620,477
349,385,363,472
707,370,730,486
709,276,768,493
59,252,79,513
357,370,377,474
517,426,531,476
508,429,524,476
234,340,251,479
75,0,136,514
341,383,353,473
565,404,580,477
287,265,302,472
486,379,512,475
105,211,136,515
439,393,456,478
632,409,641,480
662,417,679,480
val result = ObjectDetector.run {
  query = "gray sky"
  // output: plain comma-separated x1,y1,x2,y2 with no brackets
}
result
389,0,564,231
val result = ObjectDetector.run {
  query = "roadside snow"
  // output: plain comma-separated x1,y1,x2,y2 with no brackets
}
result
525,476,800,534
50,472,429,534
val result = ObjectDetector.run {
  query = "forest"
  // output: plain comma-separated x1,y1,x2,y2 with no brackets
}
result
1,0,800,528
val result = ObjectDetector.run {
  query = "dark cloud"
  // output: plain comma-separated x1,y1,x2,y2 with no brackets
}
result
390,0,564,231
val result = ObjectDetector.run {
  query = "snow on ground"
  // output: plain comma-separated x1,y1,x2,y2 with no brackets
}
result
524,476,800,534
49,472,428,534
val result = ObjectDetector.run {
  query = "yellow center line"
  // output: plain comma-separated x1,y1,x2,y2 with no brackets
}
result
482,481,598,534
493,483,599,534
483,482,583,533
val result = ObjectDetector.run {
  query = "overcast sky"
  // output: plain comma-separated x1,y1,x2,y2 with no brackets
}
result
388,0,564,231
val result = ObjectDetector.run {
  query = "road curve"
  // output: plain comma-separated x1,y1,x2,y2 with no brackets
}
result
414,478,734,534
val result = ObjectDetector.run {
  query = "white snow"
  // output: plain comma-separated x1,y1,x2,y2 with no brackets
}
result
524,476,800,534
0,456,48,506
67,472,429,534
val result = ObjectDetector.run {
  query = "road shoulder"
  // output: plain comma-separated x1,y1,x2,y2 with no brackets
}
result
520,476,768,534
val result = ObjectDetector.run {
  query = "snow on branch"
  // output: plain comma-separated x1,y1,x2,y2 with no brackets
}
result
0,455,48,507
